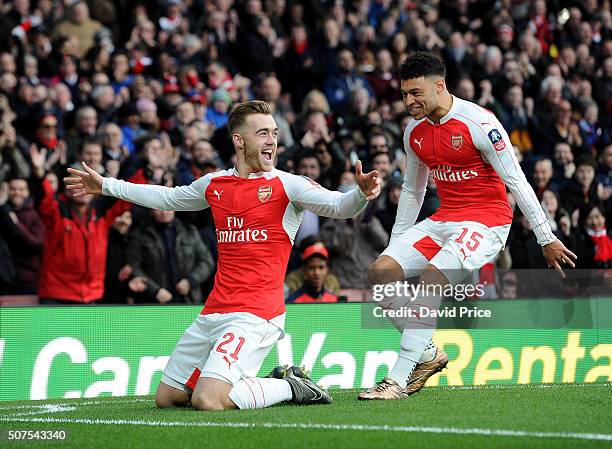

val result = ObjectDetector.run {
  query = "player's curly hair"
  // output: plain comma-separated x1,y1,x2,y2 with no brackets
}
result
399,52,446,80
228,100,272,135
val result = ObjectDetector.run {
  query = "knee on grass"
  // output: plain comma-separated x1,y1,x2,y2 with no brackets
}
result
191,392,235,411
155,394,189,409
155,387,190,409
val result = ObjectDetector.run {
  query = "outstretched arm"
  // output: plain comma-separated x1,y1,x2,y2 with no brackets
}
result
473,117,577,277
285,160,380,219
64,162,211,211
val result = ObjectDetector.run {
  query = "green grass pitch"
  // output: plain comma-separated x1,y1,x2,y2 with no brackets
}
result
1,383,611,449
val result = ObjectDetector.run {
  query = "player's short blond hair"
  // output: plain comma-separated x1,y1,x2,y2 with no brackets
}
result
228,100,272,135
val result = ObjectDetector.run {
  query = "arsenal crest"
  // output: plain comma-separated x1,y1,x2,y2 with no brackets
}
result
451,134,463,150
257,185,272,203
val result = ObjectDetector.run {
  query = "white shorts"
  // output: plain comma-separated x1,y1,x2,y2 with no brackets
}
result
381,219,510,284
161,312,284,392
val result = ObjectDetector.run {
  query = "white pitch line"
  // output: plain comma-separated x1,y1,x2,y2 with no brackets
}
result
3,405,77,418
436,382,612,391
1,383,610,411
0,398,150,411
0,416,611,442
0,382,609,414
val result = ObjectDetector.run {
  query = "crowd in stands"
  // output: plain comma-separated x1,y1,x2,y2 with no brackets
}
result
0,0,610,304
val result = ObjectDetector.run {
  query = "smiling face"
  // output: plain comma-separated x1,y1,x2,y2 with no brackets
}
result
401,76,444,121
9,179,29,209
233,113,278,172
585,206,605,231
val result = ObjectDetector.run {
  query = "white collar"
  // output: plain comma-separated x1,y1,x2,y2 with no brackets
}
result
229,167,278,179
425,94,458,125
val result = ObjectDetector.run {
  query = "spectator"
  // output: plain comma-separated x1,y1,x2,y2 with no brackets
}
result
0,0,609,300
596,144,612,188
118,102,145,154
371,151,392,183
337,127,362,166
29,146,141,304
125,209,215,304
91,84,118,125
53,1,104,55
500,84,536,153
565,203,612,269
375,175,402,236
532,158,560,197
283,109,341,181
255,73,295,147
32,113,61,154
286,242,339,303
168,101,197,147
579,100,609,153
100,123,128,177
323,48,374,114
110,52,134,94
498,271,519,300
293,151,321,246
541,189,563,233
367,48,400,104
507,211,565,299
297,90,332,131
312,138,345,190
176,140,222,186
50,54,81,100
543,99,587,155
561,155,604,214
0,113,31,182
534,75,565,123
78,138,105,176
237,14,278,78
0,178,45,294
135,98,160,134
313,17,343,82
103,210,133,303
321,202,388,289
442,32,475,88
552,142,576,190
285,235,341,295
281,23,319,111
66,106,98,163
205,89,232,130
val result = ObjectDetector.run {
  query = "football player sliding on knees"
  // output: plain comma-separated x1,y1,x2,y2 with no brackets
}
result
65,100,381,411
359,52,576,401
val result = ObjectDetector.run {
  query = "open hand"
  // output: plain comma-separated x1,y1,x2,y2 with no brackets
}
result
64,162,104,197
30,144,47,178
542,239,577,279
355,160,381,200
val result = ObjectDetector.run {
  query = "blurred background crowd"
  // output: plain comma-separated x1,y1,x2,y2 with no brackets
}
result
0,0,610,305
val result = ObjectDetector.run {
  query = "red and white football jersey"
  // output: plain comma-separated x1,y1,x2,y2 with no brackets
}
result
103,168,367,321
394,95,555,245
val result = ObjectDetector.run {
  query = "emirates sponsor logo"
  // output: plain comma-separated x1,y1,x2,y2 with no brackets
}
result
216,216,269,243
431,165,479,182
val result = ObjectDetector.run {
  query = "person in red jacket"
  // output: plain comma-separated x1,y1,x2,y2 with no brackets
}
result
30,143,144,304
